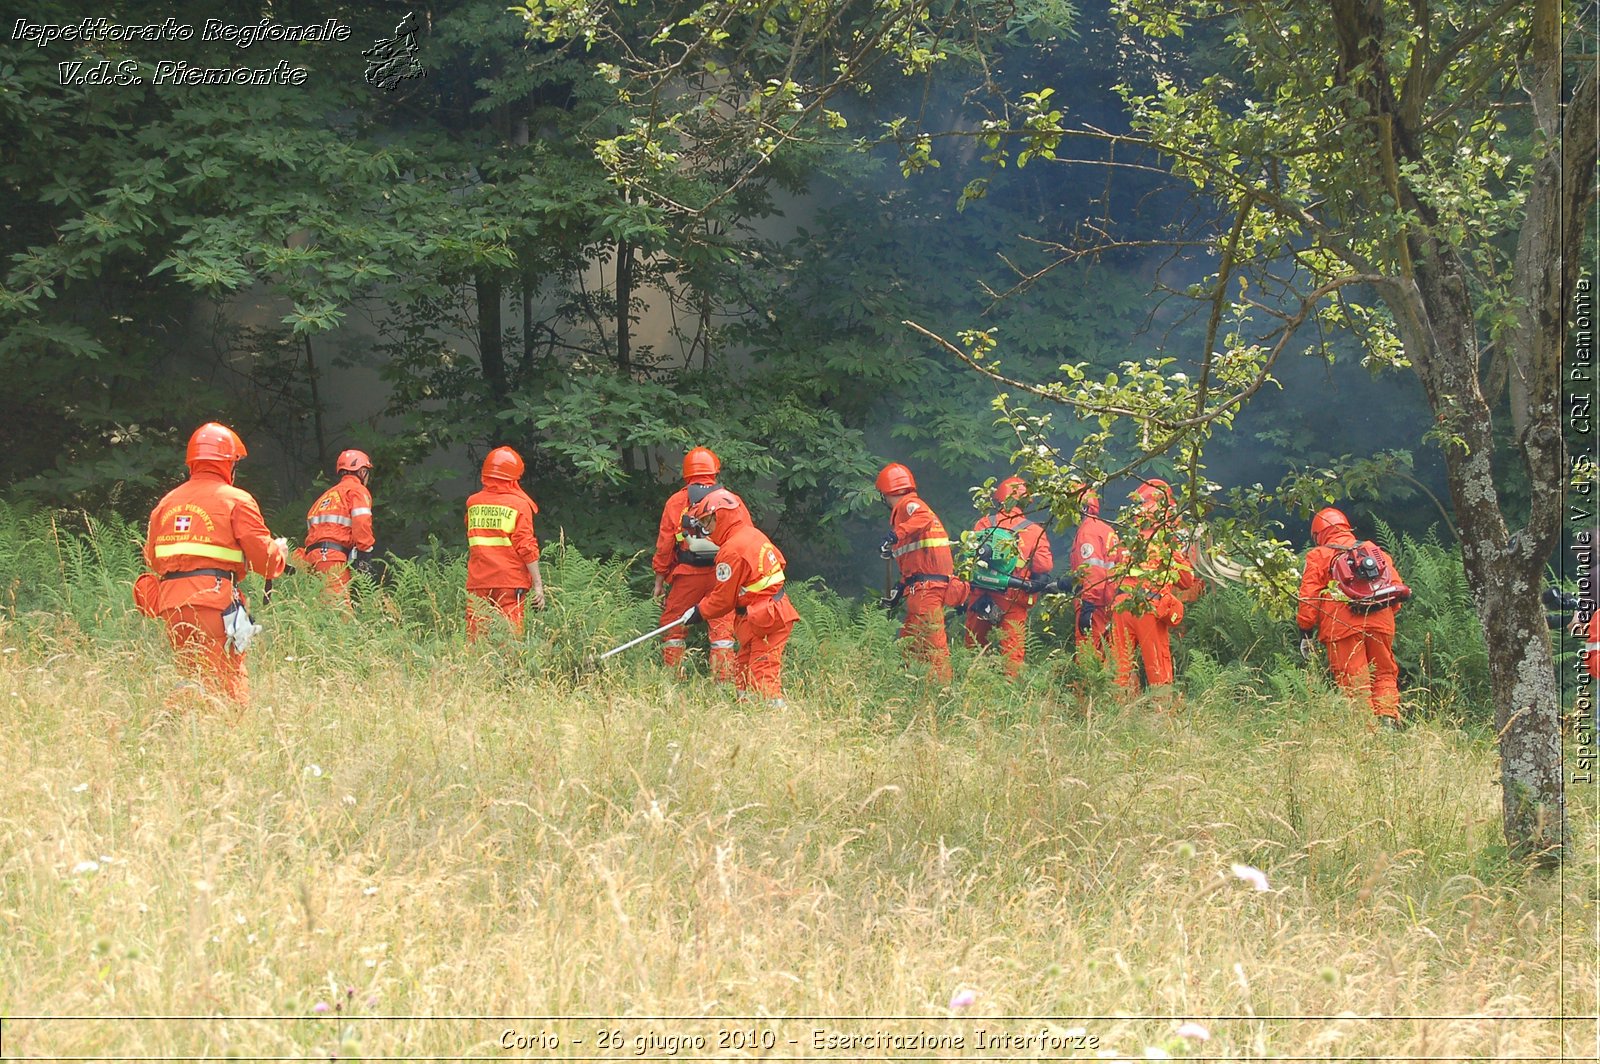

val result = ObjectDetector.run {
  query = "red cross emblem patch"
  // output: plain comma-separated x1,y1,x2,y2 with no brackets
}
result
174,516,192,532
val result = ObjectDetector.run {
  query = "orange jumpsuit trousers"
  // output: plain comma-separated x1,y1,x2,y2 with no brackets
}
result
734,615,794,699
467,588,526,640
660,570,737,680
964,602,1029,676
1112,611,1177,689
160,605,248,703
901,583,952,683
1324,630,1401,720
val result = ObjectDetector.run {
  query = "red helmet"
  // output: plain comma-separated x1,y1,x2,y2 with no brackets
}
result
875,462,916,496
1311,507,1352,545
1079,488,1100,517
686,486,744,523
185,422,247,466
336,449,374,474
994,476,1028,506
482,446,525,481
682,446,721,481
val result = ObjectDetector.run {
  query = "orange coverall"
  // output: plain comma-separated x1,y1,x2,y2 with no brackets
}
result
465,479,541,640
693,507,801,700
653,483,736,679
1071,510,1119,651
887,492,955,683
1110,535,1198,691
963,509,1053,676
299,472,375,599
141,463,288,703
1297,533,1403,720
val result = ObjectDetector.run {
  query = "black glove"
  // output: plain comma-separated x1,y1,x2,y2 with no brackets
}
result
1543,587,1580,612
281,564,297,577
1076,600,1094,634
879,533,896,559
1298,628,1317,661
879,584,904,613
682,605,703,626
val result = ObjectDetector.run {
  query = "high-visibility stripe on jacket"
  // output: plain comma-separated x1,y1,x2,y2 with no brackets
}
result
143,469,287,613
1071,514,1120,607
888,493,954,580
304,474,375,554
465,481,540,590
694,520,800,626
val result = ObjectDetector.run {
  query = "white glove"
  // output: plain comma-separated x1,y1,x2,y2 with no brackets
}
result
222,601,263,654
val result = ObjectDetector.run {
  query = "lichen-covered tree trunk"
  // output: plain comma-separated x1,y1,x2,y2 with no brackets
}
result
1393,251,1567,864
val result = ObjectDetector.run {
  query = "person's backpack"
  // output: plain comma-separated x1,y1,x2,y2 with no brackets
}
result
1328,541,1412,612
970,524,1027,593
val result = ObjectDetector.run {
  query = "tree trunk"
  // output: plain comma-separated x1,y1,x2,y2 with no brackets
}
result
476,273,507,402
1392,248,1567,865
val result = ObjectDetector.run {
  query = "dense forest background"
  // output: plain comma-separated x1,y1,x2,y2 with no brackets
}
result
0,0,1530,595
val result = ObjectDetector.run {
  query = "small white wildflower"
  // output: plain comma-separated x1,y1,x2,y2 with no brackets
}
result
1230,862,1271,891
1144,1049,1171,1060
1228,864,1267,889
71,783,89,793
1174,1022,1210,1041
948,988,977,1010
342,795,357,807
234,913,246,925
194,879,212,893
304,764,322,778
284,656,296,662
72,860,100,875
363,886,379,896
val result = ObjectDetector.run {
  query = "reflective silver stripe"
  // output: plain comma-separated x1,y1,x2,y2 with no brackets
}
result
663,638,686,648
709,640,736,649
1085,558,1115,568
1585,642,1600,653
308,515,354,526
351,508,372,517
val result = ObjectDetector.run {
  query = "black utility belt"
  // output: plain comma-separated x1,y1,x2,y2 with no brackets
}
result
160,568,236,582
735,585,787,615
676,552,718,568
306,540,348,554
902,574,950,588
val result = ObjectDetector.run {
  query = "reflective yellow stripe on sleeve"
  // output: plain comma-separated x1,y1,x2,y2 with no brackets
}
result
892,537,951,558
153,542,247,563
468,535,514,548
742,568,786,594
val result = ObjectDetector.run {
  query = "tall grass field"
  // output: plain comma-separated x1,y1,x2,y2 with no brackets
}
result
1,506,1594,1060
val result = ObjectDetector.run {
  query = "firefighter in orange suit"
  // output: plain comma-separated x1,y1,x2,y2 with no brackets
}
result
962,476,1053,676
465,446,545,640
1296,507,1403,725
678,488,801,703
299,449,376,602
652,447,737,680
1110,480,1200,692
876,462,955,683
1070,488,1119,651
135,422,289,704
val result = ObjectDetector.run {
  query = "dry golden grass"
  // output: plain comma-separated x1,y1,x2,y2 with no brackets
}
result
1,618,1594,1061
